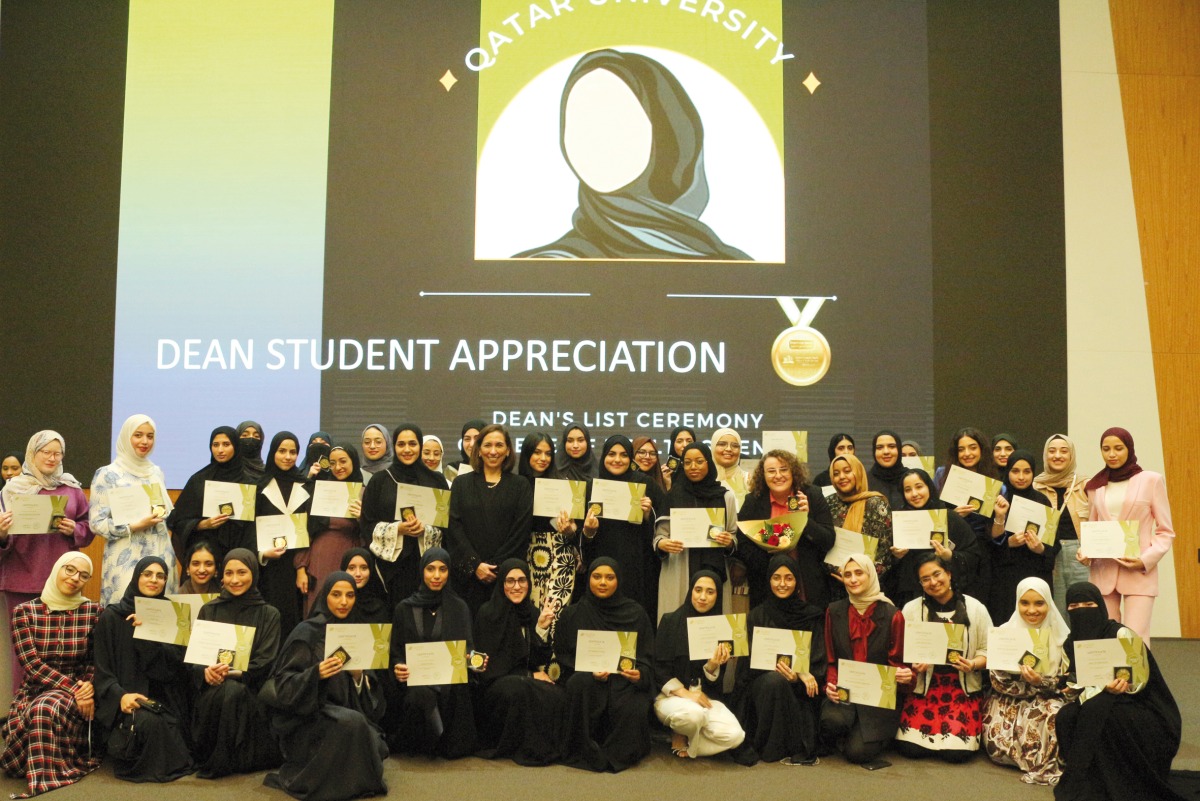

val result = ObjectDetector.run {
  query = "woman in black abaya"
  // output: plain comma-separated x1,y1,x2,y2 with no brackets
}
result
734,555,826,765
192,549,282,778
388,548,477,759
1055,581,1184,801
94,555,194,782
253,432,310,638
359,424,450,603
340,548,391,625
515,49,749,261
988,450,1059,623
581,435,662,621
473,559,565,766
555,557,656,772
166,426,251,564
264,571,388,801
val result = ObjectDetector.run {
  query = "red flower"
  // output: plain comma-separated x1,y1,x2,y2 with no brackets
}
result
772,523,783,534
767,534,780,546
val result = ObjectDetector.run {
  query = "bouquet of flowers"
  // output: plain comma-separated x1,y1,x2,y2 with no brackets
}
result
737,511,807,553
755,521,795,552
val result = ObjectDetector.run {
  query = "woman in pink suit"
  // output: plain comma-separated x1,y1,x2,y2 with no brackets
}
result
1079,427,1173,642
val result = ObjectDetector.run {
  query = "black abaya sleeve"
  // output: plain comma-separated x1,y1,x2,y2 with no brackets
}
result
244,605,282,689
269,636,321,718
493,477,535,565
92,610,129,728
947,511,989,600
445,476,482,576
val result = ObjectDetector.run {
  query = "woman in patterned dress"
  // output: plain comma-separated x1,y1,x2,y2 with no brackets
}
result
826,454,895,595
517,432,578,618
895,553,993,761
89,414,178,605
0,551,102,798
982,576,1073,785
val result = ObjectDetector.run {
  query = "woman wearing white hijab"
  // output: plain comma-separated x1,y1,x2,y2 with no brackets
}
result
0,551,103,797
0,431,94,691
89,414,178,604
981,577,1072,785
710,428,748,508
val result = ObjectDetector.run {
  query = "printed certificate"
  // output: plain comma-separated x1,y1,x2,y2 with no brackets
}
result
749,627,812,674
939,466,1002,516
824,527,880,567
202,480,257,520
108,483,168,526
7,495,67,534
256,513,311,550
533,478,587,519
394,484,451,528
1074,635,1148,687
836,659,897,709
184,619,254,670
686,614,748,660
589,478,645,524
670,507,725,548
902,621,967,665
133,596,192,646
892,509,948,550
1080,521,1140,559
309,480,363,518
760,430,808,462
575,630,638,673
987,626,1051,673
1004,495,1061,546
406,640,468,686
325,623,393,669
166,593,221,624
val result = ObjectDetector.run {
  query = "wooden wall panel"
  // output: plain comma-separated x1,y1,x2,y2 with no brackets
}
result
1111,0,1200,636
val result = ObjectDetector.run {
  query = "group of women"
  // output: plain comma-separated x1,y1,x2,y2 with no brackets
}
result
0,417,1182,799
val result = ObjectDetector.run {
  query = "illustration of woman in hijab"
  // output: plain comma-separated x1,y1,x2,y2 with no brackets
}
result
515,49,750,261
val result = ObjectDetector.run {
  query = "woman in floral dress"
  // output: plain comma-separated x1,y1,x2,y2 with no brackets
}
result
982,576,1073,785
517,432,578,616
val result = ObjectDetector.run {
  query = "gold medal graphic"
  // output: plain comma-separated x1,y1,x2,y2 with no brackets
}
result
771,296,833,386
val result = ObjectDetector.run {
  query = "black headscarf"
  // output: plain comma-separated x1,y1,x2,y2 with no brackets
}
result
667,443,728,506
898,469,949,511
761,555,824,629
556,424,596,481
400,547,454,609
261,431,305,493
513,49,749,261
826,433,855,461
475,559,537,668
109,555,170,618
307,570,357,623
573,557,650,631
327,443,364,484
596,435,643,484
340,548,389,622
0,450,23,491
655,569,724,686
517,432,556,485
209,548,266,608
869,429,905,483
387,423,448,489
1063,581,1120,666
1004,449,1048,505
207,426,245,482
236,420,266,472
457,419,487,465
300,432,333,478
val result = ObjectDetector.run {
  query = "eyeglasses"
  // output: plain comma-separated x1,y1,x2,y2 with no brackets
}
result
140,569,167,580
714,440,739,450
62,564,92,582
918,570,948,585
37,449,64,460
503,577,529,587
635,449,657,458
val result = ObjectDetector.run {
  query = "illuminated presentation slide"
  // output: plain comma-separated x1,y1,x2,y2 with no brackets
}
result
111,0,1008,479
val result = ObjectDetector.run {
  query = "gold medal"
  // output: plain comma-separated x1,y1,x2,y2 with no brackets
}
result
771,325,831,386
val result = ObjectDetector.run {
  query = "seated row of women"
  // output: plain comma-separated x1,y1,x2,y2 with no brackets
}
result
0,545,1183,801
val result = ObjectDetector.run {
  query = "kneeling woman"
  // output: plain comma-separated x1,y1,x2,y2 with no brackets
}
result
1055,581,1184,801
389,548,478,758
736,555,826,764
473,559,565,766
895,554,992,762
653,569,745,759
555,557,656,772
981,577,1070,785
0,552,102,798
192,549,282,778
821,554,911,764
265,571,388,801
94,556,195,782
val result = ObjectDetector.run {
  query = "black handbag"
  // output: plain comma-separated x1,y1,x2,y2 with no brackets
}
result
106,712,143,760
